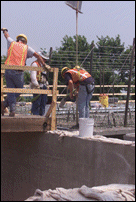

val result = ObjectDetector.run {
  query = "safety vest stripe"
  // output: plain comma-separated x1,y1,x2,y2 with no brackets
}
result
20,45,27,66
70,69,89,79
6,41,16,65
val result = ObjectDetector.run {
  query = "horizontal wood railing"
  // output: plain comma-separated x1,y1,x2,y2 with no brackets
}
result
1,64,59,131
1,65,135,101
2,84,135,97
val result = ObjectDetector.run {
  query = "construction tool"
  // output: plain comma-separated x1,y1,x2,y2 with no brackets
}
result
43,100,56,130
59,88,77,108
59,93,71,108
31,94,40,103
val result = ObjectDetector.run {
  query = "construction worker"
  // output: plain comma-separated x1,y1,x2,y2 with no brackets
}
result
61,66,95,119
1,28,51,117
30,50,49,116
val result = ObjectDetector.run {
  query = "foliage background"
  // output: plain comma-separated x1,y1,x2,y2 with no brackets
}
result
1,34,135,101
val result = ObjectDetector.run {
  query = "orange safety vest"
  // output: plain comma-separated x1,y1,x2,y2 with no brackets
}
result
67,69,91,83
31,60,42,81
5,41,28,66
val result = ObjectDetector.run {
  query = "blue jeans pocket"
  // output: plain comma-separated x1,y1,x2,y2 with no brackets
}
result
86,83,95,94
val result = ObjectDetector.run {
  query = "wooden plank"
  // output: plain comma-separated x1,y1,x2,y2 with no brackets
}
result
51,68,59,131
1,72,4,101
1,88,58,95
1,64,54,72
2,92,135,97
43,101,56,130
1,115,51,132
2,91,135,97
94,85,135,88
22,84,135,89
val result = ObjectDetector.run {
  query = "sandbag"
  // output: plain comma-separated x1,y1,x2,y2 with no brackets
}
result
25,184,135,201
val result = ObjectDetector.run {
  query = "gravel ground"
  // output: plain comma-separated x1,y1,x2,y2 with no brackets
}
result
14,102,135,129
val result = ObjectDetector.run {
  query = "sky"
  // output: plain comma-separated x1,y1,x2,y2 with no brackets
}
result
1,1,135,65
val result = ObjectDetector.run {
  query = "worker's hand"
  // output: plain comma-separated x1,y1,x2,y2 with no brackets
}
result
73,89,78,97
30,82,40,89
43,63,51,72
70,91,74,99
1,28,8,32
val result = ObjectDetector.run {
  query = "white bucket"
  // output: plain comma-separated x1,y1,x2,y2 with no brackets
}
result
79,118,94,137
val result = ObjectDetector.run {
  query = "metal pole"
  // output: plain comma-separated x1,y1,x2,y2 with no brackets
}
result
112,70,115,103
100,67,102,94
124,38,135,127
76,1,79,126
90,42,94,75
103,67,104,94
76,1,79,66
47,47,53,80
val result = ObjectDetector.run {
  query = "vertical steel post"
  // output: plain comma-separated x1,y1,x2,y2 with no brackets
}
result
47,47,52,80
76,1,79,125
124,38,135,127
90,42,94,75
76,1,79,65
100,67,102,94
103,67,104,94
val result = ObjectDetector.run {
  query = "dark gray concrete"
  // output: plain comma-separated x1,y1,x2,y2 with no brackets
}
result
123,133,135,141
1,131,135,201
93,127,135,140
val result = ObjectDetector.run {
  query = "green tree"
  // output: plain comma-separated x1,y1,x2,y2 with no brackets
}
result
51,34,135,100
92,35,129,97
1,55,7,63
50,35,92,84
24,71,31,84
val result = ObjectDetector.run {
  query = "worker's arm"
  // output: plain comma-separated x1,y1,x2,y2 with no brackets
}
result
68,80,74,99
30,62,40,88
33,52,51,72
1,28,10,39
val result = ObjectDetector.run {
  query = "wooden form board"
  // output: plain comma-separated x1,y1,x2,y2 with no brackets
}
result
51,68,59,131
1,64,59,131
1,64,54,72
1,88,59,95
1,115,51,132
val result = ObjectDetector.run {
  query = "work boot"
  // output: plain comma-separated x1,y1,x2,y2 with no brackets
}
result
9,112,15,117
1,101,6,116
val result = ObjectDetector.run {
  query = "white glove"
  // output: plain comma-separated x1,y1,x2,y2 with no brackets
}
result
30,83,40,89
43,63,51,72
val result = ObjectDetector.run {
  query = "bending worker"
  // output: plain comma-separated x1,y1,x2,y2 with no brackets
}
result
61,66,95,118
30,50,49,116
1,28,51,117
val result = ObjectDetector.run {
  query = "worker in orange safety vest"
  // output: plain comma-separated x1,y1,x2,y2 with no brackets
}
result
61,66,95,121
1,28,51,117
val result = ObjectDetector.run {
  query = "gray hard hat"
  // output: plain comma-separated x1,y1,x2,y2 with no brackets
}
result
38,49,49,60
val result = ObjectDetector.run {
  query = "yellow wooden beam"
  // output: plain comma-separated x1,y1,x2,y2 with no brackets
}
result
51,68,59,131
1,88,58,95
1,64,54,72
23,84,135,88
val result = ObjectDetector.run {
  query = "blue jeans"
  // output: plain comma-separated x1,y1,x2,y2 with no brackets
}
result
4,69,24,112
77,84,94,118
31,85,48,116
